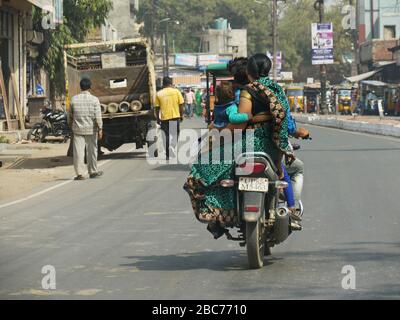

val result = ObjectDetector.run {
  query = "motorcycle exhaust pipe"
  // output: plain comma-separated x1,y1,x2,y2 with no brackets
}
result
107,103,119,114
100,104,108,114
118,101,131,113
273,207,290,244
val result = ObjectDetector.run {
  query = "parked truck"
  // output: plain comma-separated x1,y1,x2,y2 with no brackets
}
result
64,38,156,152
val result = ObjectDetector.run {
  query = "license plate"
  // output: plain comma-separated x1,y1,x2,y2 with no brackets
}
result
238,177,269,192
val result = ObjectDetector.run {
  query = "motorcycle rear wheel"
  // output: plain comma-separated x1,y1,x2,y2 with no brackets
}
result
246,220,266,269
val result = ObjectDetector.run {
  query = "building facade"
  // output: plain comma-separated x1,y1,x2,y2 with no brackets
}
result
357,0,400,42
356,0,400,74
200,19,247,58
101,0,141,41
0,0,63,130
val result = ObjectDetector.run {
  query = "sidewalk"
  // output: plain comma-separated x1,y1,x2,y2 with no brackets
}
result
0,141,73,202
293,114,400,138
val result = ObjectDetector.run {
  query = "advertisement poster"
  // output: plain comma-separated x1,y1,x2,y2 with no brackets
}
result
198,55,220,67
267,51,282,73
311,23,334,65
174,54,197,67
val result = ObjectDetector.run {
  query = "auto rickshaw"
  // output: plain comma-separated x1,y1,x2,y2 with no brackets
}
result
286,85,304,112
303,84,321,113
204,63,234,124
358,80,386,115
336,87,353,115
383,84,400,115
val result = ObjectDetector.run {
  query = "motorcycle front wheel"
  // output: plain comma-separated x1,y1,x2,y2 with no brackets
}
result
246,220,266,269
27,124,48,142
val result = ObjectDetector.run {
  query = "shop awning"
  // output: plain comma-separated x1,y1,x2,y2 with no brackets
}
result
28,0,53,10
345,69,382,83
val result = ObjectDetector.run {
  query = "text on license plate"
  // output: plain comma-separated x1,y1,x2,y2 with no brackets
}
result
238,178,269,192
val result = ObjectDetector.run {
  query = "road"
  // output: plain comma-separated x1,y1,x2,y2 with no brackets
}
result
0,118,399,299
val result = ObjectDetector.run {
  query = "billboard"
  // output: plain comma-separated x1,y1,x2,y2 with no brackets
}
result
311,23,334,65
174,54,197,67
198,55,220,67
267,51,282,73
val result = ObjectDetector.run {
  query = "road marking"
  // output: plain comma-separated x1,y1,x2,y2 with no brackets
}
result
0,147,136,210
303,123,400,143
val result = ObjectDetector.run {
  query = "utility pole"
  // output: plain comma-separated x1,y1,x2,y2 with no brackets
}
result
151,0,156,51
272,0,278,81
315,0,328,115
165,23,170,77
162,33,166,78
160,18,171,78
349,0,358,76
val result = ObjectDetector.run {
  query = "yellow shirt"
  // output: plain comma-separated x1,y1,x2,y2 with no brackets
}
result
155,87,184,121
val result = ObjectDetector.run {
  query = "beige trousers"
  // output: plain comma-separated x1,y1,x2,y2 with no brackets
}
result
73,134,98,176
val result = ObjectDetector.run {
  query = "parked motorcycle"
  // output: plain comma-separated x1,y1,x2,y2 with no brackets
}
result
27,106,71,143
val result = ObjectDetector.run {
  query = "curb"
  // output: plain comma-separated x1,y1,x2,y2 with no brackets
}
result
293,114,400,138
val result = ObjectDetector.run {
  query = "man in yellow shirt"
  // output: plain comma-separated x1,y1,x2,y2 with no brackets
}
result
155,77,184,160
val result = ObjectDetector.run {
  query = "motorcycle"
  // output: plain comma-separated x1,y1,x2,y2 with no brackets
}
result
206,137,310,269
27,105,71,143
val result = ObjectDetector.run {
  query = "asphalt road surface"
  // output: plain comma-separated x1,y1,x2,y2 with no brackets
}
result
0,118,399,299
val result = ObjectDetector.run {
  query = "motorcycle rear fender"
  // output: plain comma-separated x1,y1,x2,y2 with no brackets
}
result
240,191,265,222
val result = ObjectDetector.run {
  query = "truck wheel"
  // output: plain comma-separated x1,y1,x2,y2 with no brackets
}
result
246,220,265,269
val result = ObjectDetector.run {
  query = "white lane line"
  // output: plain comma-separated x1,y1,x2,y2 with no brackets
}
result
0,147,135,210
303,123,400,143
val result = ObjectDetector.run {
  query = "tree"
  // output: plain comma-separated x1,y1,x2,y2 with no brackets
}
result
136,0,272,54
34,0,113,99
135,0,351,83
278,0,352,83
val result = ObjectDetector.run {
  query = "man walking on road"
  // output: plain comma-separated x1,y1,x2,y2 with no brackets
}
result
184,87,195,118
68,78,103,180
155,77,184,160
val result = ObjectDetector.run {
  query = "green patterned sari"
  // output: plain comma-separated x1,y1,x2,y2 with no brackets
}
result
184,77,293,226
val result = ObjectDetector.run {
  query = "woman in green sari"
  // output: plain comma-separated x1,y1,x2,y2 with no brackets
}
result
184,54,294,235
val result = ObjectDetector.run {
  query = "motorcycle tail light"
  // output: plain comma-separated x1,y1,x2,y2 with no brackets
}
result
244,205,260,213
239,162,266,175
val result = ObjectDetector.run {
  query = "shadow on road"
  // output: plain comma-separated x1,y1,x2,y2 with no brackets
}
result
99,152,147,161
9,156,72,169
120,250,275,271
151,164,190,172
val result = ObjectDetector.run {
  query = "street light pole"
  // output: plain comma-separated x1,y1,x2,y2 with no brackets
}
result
165,23,170,77
272,0,278,81
315,0,328,115
349,0,358,76
151,0,156,51
159,18,171,78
